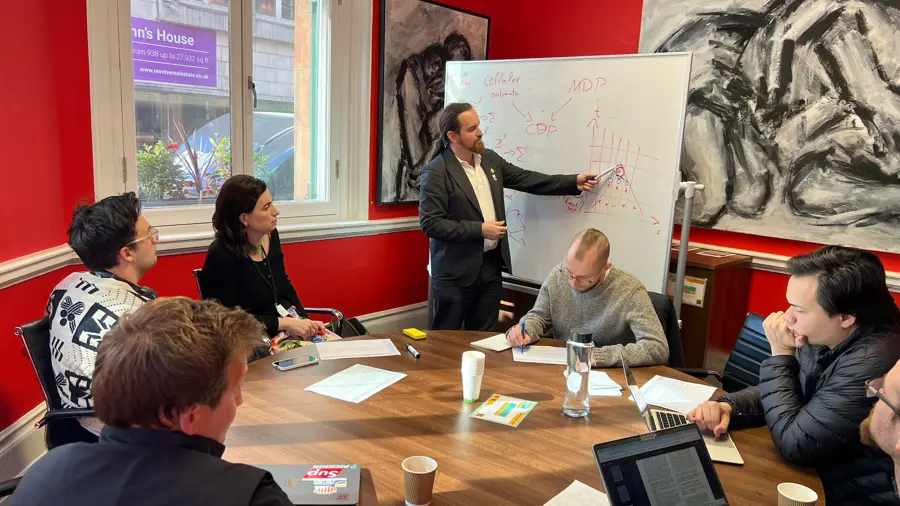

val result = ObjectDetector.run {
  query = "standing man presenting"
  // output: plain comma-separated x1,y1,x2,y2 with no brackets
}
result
419,102,598,331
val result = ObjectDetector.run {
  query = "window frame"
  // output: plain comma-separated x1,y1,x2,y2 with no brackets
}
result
87,0,372,246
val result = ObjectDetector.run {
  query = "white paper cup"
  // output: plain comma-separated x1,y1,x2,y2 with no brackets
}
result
403,456,438,506
462,373,484,403
461,351,485,373
461,363,484,375
777,483,818,506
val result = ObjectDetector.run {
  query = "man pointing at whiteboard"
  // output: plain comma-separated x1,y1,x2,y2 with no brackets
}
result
419,102,598,331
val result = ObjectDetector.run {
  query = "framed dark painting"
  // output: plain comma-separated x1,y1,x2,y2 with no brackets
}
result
376,0,490,204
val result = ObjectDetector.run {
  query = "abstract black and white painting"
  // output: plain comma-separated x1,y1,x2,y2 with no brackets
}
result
640,0,900,252
377,0,490,204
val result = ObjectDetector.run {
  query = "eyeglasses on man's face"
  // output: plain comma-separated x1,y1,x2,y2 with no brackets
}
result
867,376,900,418
561,261,606,285
127,226,159,246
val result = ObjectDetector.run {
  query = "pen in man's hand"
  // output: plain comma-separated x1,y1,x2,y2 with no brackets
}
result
519,322,526,354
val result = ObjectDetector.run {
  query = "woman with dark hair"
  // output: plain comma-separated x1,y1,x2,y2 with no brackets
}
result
200,175,325,350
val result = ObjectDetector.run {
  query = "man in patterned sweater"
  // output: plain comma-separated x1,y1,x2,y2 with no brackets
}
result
505,228,668,367
47,192,158,436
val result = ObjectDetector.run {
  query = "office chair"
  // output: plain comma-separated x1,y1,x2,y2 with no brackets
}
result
15,317,98,450
647,292,722,382
192,269,367,337
0,477,21,498
720,313,771,392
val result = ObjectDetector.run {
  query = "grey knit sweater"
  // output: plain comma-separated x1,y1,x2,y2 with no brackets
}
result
520,265,669,367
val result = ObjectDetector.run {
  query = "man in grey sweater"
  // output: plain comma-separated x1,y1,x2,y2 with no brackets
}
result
505,229,668,367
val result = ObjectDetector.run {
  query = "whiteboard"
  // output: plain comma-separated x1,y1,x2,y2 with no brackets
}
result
445,53,691,293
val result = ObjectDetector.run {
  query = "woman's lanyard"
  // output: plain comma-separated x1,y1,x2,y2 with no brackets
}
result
249,241,279,308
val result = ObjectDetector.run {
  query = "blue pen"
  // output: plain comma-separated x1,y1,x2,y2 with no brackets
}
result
520,322,526,354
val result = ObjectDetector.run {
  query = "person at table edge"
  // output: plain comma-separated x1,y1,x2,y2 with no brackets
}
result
199,175,325,347
419,102,599,332
689,246,900,505
862,357,900,501
506,228,668,367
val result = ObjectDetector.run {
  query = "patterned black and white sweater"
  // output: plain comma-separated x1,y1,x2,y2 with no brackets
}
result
46,271,155,434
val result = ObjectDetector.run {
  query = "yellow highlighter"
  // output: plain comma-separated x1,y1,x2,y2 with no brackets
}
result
403,328,427,340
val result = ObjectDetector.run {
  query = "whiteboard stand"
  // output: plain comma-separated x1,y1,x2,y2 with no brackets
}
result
673,181,705,322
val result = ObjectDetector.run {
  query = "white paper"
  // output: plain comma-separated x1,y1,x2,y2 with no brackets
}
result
544,480,609,506
639,375,717,414
304,364,406,403
562,370,623,396
471,333,513,352
512,346,568,365
315,339,400,361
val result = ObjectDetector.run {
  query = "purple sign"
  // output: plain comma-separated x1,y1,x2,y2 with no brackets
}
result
132,18,216,87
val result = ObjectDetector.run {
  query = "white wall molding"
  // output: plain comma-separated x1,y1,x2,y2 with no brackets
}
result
0,217,420,290
674,240,900,292
0,246,80,290
0,403,45,484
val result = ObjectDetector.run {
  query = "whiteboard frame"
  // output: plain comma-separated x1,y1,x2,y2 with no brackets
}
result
446,52,693,294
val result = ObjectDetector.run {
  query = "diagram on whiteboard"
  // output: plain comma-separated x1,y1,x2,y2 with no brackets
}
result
444,54,690,292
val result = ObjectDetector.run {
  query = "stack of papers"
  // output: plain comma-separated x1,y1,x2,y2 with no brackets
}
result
639,375,717,413
563,370,623,397
512,346,567,365
544,481,609,506
304,364,406,403
470,334,512,352
314,339,400,361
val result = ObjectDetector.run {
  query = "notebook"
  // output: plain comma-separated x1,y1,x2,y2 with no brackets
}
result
471,333,513,352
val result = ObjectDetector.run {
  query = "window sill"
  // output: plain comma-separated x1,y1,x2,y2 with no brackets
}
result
0,216,420,290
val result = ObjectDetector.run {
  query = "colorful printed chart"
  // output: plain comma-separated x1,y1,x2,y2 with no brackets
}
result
469,394,538,428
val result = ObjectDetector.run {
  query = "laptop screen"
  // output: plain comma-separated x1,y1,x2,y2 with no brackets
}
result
593,425,728,506
620,352,648,414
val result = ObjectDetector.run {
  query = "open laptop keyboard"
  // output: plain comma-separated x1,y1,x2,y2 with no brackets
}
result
658,411,689,429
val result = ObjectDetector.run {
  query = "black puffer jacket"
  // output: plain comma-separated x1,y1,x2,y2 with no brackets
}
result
720,325,900,505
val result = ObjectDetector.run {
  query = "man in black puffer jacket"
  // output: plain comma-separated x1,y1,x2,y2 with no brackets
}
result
689,246,900,505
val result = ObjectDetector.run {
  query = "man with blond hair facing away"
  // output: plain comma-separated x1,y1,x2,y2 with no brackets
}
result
12,298,293,506
506,228,668,367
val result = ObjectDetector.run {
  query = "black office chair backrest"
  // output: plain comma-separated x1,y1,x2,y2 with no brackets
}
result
722,313,772,392
192,268,205,298
17,317,98,449
0,477,21,498
18,317,62,409
647,291,686,368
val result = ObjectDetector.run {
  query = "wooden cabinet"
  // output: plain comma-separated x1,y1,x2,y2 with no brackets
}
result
668,248,752,369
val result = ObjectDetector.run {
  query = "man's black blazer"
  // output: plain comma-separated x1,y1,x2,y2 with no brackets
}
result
419,147,580,286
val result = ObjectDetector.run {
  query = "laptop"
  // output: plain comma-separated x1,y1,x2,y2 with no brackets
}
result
257,464,361,505
593,424,730,506
621,354,744,465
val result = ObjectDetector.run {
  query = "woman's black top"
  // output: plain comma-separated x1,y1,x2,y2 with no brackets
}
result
200,229,307,337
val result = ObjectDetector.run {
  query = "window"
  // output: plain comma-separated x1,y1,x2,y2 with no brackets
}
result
89,0,370,238
282,0,295,21
255,0,275,17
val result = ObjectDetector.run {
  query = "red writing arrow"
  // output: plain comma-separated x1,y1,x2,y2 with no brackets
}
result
511,102,532,122
551,98,572,121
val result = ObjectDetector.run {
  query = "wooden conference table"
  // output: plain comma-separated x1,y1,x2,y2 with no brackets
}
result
225,331,824,505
